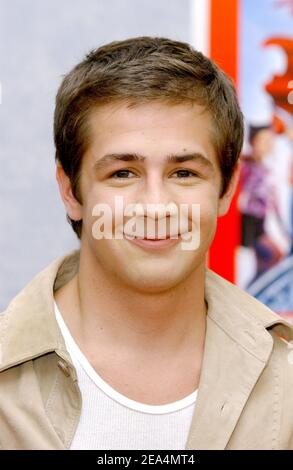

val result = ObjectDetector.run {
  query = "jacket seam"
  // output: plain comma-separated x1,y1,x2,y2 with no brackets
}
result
208,314,269,363
271,345,281,450
64,382,82,449
43,359,59,411
45,367,81,449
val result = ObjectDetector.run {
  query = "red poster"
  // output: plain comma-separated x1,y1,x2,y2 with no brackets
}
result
192,0,293,321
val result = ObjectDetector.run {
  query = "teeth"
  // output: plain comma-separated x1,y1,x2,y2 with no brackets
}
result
129,237,178,242
124,234,179,239
125,236,176,240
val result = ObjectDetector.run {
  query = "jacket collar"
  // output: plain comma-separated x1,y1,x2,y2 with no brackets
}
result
186,269,293,449
0,250,80,372
1,250,292,449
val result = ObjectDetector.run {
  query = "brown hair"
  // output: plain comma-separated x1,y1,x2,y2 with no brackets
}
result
54,36,244,239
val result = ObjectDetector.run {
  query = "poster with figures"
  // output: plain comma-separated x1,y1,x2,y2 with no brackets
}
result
236,0,293,321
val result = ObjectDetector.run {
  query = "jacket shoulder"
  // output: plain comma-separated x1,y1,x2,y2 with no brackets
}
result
205,267,293,341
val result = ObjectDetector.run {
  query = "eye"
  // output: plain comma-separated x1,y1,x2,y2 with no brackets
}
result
109,169,136,179
171,169,198,178
108,168,198,180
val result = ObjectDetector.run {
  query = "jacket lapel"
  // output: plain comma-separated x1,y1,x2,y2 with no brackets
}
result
185,314,273,449
0,250,80,372
185,268,274,450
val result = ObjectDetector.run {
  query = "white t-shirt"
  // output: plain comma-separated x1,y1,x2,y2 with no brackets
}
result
54,302,197,450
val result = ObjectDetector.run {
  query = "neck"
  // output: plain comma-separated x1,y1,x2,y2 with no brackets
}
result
55,244,207,358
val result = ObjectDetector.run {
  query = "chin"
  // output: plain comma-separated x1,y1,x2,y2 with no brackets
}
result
121,265,191,294
128,278,180,294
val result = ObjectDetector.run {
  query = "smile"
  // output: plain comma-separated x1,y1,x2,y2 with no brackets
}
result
124,234,181,250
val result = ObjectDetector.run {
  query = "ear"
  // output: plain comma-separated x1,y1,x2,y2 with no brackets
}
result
56,162,82,221
218,161,241,217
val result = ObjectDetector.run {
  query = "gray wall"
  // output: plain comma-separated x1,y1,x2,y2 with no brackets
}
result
0,0,192,310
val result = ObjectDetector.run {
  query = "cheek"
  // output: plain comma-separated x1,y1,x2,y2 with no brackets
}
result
82,181,115,212
80,187,113,239
200,197,218,220
192,192,219,247
199,196,218,230
184,185,219,222
83,189,136,238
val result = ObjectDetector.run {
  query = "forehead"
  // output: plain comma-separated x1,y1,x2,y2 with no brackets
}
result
86,101,218,167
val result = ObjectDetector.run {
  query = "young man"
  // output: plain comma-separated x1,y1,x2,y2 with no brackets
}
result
0,37,292,450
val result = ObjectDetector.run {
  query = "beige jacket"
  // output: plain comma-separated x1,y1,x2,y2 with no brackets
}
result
0,250,292,450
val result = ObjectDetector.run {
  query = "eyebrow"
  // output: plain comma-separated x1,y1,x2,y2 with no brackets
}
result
93,152,215,173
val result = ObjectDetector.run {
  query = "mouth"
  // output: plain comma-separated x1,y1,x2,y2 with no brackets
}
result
123,231,180,239
123,233,181,250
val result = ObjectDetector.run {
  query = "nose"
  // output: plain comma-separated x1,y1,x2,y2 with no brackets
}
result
132,176,179,239
136,176,174,218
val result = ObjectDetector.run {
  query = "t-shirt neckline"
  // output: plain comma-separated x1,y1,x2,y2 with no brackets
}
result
54,300,198,415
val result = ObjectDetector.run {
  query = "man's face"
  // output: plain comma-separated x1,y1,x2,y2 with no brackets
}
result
71,101,232,292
